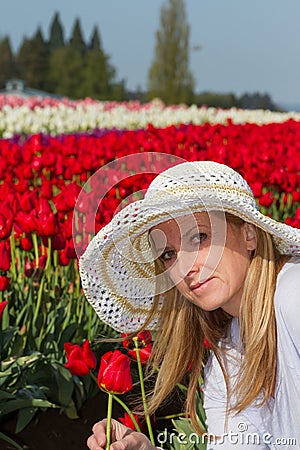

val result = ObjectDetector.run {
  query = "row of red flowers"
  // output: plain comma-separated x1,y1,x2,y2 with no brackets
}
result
0,121,299,288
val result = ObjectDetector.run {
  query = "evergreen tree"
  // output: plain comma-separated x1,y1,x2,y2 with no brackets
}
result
16,27,49,90
89,26,101,50
79,49,114,99
147,0,194,104
69,18,86,54
0,37,15,88
49,12,64,50
47,46,85,98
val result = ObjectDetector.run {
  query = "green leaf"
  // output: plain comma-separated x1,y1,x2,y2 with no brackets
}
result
0,432,24,450
53,363,74,406
0,398,58,417
58,323,78,347
16,406,38,433
171,418,207,450
63,399,79,419
0,389,15,400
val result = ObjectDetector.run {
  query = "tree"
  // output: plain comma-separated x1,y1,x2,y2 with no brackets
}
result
78,49,114,99
147,0,194,104
69,18,86,54
49,12,64,50
47,46,85,98
238,92,277,111
16,27,49,90
0,37,15,88
89,26,101,50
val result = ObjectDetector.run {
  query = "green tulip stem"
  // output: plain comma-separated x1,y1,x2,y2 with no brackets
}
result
45,237,52,273
32,233,39,268
106,393,113,450
53,250,58,287
89,372,141,433
9,228,17,280
32,273,45,326
133,337,155,445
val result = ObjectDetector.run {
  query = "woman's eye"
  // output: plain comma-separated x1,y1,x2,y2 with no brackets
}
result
190,233,207,245
159,250,176,262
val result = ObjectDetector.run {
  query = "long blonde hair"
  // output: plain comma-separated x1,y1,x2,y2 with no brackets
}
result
136,214,289,433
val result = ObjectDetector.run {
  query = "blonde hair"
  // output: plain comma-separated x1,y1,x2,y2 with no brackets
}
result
136,214,289,434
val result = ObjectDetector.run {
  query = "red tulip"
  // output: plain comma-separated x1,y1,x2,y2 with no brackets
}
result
128,344,152,366
0,241,11,271
48,234,66,250
35,255,47,269
20,236,33,251
0,276,10,291
40,179,53,198
118,413,146,432
64,340,97,376
122,330,152,350
259,191,275,208
0,301,8,319
0,212,13,240
58,249,70,266
37,198,53,215
15,211,39,234
65,239,77,259
98,350,132,394
39,212,58,237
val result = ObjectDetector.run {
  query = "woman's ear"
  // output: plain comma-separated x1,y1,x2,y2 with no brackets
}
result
243,223,257,251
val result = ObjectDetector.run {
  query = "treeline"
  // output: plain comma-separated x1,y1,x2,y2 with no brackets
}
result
0,13,126,100
0,9,278,110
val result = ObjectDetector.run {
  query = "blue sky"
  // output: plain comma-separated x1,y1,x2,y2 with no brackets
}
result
2,0,300,106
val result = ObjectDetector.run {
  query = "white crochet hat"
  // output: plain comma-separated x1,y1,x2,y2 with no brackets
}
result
79,161,300,332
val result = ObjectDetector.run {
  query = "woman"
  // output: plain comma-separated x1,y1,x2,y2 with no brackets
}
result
80,161,300,449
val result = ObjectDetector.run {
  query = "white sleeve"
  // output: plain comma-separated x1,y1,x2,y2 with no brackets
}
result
274,261,300,352
203,353,270,450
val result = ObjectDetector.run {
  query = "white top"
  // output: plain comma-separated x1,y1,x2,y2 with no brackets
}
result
203,257,300,449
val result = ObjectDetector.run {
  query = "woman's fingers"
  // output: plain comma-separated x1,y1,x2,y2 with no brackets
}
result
87,419,157,450
87,419,108,449
110,431,157,450
86,432,105,450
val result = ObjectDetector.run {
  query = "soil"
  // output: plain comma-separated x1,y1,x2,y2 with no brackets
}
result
0,390,124,450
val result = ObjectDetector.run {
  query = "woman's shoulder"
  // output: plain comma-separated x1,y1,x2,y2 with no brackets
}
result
275,256,300,298
275,256,300,347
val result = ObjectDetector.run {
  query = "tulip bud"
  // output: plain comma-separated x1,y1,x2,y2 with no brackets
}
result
0,276,10,291
98,350,132,394
64,340,97,377
0,241,11,271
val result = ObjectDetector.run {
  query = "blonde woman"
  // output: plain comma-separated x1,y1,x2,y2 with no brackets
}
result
80,161,300,450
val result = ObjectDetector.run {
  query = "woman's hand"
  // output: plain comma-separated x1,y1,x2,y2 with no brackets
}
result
87,418,159,450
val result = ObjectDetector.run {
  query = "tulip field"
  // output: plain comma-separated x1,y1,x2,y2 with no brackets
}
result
0,95,300,448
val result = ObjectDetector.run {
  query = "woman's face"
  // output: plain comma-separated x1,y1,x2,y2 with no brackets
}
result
149,212,257,316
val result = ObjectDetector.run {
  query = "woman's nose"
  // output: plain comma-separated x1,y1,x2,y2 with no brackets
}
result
174,250,202,279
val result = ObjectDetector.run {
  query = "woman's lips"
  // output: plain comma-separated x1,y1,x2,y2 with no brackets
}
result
190,278,213,291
